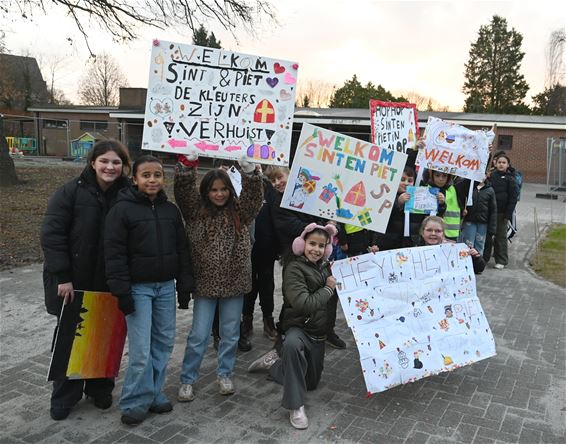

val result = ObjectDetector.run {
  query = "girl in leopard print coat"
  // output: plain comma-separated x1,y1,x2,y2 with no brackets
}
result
174,156,263,399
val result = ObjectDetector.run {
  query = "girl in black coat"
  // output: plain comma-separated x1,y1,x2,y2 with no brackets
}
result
41,140,131,421
105,155,194,426
460,176,497,256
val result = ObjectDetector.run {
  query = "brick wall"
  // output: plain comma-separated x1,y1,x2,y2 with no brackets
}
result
466,126,565,184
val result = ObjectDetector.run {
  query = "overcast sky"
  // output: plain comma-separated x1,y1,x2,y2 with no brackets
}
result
5,0,565,110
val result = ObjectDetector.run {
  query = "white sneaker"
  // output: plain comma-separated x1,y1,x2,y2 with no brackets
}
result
248,349,279,373
217,376,235,395
290,405,309,429
494,263,505,269
177,383,195,402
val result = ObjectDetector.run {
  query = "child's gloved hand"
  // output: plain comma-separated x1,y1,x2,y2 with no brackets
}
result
117,294,135,316
326,275,337,289
177,152,199,168
177,292,191,309
238,156,255,174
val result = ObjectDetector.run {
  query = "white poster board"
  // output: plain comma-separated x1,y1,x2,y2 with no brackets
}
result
142,39,298,165
415,117,493,182
370,100,419,153
281,124,407,233
333,243,496,394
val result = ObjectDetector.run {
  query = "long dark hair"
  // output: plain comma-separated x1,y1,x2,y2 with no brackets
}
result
199,169,240,232
87,139,131,175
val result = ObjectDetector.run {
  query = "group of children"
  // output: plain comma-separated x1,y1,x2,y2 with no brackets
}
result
41,139,519,430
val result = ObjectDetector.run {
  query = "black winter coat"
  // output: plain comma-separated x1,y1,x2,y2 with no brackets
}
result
41,167,129,315
269,189,319,258
253,179,278,258
490,170,518,220
104,187,194,308
463,181,498,235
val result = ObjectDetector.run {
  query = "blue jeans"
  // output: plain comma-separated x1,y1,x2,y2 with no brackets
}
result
119,280,176,418
180,296,243,384
460,222,488,255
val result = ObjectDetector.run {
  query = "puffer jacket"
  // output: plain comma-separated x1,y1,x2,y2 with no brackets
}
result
463,181,498,236
280,255,335,340
490,170,518,220
174,166,263,298
40,166,129,315
104,186,194,306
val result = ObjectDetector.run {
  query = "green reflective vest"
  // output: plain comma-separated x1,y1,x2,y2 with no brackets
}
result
344,223,364,235
443,186,461,239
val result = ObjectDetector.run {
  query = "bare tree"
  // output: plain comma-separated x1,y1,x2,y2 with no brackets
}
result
78,52,128,106
5,0,276,56
295,80,336,108
0,30,8,53
400,91,450,112
545,28,566,88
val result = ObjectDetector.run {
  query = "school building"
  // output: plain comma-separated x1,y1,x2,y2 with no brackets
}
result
9,88,565,184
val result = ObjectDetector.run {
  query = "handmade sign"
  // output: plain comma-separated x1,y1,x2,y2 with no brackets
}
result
333,243,496,394
404,186,439,214
370,100,419,153
48,291,126,381
141,40,298,165
415,116,493,182
281,124,407,233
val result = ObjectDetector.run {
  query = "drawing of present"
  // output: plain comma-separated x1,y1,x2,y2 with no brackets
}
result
357,208,372,226
344,181,366,206
319,183,337,203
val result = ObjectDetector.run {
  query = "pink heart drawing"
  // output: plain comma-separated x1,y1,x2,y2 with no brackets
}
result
274,63,285,74
284,72,296,85
280,89,292,101
266,77,279,88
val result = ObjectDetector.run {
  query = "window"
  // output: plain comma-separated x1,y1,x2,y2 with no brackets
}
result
497,135,513,150
43,119,67,129
80,120,109,131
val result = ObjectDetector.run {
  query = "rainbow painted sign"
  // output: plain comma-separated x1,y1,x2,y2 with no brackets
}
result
142,39,298,165
48,291,126,380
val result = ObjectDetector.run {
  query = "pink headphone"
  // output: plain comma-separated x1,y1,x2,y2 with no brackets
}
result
292,223,338,260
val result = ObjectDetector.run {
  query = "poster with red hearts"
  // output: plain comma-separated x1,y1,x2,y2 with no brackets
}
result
142,39,298,165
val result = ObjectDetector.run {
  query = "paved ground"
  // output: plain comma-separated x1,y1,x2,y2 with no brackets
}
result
1,183,565,444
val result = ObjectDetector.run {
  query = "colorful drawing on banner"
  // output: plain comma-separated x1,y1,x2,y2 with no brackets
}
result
142,40,298,165
404,186,439,213
416,116,494,181
332,243,496,394
281,123,408,233
48,291,126,381
370,101,419,153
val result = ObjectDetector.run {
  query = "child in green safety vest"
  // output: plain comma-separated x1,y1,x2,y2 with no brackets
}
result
425,170,469,241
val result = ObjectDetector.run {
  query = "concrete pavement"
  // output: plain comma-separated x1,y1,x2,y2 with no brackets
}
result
1,183,565,443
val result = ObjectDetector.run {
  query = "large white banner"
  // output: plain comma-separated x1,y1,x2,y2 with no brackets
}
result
142,40,298,165
416,117,493,182
333,243,496,394
281,124,407,233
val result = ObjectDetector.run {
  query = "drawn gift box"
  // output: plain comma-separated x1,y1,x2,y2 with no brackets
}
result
357,208,372,226
319,183,337,203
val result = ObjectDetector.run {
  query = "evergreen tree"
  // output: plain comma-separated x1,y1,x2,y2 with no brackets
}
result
463,15,529,114
192,25,222,48
532,84,566,116
329,74,405,108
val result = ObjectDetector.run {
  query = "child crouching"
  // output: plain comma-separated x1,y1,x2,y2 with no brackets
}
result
248,223,338,430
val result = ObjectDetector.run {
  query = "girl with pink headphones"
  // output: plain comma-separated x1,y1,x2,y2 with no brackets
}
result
247,222,337,430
